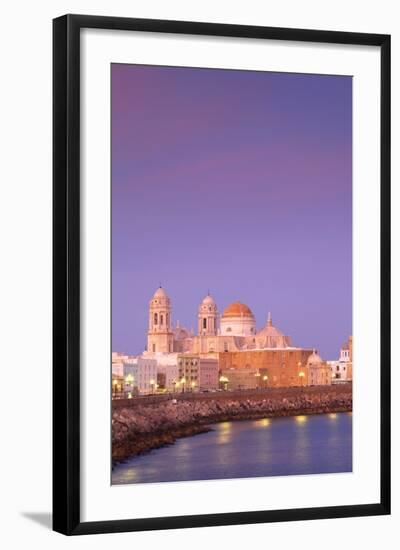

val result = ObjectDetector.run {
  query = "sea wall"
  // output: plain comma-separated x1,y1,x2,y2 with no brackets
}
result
112,384,352,463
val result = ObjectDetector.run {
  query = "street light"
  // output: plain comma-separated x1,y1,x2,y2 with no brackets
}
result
219,375,229,391
125,373,134,397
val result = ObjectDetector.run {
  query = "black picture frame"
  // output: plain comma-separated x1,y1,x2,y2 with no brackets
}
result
53,14,391,536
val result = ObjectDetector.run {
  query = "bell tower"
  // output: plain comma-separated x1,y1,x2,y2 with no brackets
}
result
197,293,219,336
147,286,174,353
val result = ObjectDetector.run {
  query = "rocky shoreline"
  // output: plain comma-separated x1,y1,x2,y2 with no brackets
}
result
112,385,352,465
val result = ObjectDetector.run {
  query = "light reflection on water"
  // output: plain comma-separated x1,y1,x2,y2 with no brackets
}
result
112,412,352,485
217,421,233,444
259,418,270,428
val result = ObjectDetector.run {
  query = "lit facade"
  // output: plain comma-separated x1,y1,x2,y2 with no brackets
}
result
122,357,158,395
328,336,353,383
113,286,339,392
147,286,295,356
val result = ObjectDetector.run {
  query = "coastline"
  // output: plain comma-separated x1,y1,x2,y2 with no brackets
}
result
112,384,352,465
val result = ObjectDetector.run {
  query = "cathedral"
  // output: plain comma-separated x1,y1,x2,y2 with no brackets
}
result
142,286,334,388
147,286,293,358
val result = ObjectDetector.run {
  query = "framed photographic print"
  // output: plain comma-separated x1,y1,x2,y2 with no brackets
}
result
53,14,391,535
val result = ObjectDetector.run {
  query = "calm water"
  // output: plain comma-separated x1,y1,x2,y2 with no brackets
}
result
112,412,352,485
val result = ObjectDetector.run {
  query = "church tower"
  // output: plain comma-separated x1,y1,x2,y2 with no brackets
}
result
197,294,219,336
147,286,174,353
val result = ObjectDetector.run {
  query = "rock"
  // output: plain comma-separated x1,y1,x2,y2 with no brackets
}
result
112,385,352,464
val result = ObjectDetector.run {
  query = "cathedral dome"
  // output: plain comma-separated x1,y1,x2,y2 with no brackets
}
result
174,325,190,340
222,302,254,318
220,302,255,336
255,313,292,349
202,294,215,306
307,350,324,366
153,286,168,298
256,324,284,338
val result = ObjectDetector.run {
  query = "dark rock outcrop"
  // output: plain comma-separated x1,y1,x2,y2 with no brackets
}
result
112,385,352,464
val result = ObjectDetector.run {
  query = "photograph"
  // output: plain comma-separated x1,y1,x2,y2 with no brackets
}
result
111,63,353,486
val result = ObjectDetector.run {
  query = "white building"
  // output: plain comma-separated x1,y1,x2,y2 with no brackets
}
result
328,339,353,383
112,351,129,378
144,352,180,392
112,361,124,378
122,357,158,395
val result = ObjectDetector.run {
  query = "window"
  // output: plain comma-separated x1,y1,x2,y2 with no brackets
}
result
160,314,164,325
154,313,158,325
166,313,169,326
203,318,207,329
152,344,155,352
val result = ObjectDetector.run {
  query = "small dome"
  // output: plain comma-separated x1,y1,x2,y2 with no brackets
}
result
202,294,215,305
307,350,324,365
222,302,254,318
174,326,190,340
255,313,292,348
153,286,167,298
256,324,284,338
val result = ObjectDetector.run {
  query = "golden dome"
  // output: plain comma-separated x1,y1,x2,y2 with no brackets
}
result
222,301,254,318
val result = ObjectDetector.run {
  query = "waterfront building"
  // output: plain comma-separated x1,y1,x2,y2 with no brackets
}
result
135,286,335,390
112,351,130,378
122,357,158,395
328,336,353,383
176,354,219,392
151,352,179,392
219,348,316,387
307,350,331,386
112,373,124,399
112,361,124,378
198,357,219,390
219,366,259,390
177,354,200,392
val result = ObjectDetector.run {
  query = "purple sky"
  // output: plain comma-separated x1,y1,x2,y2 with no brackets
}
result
112,64,352,360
